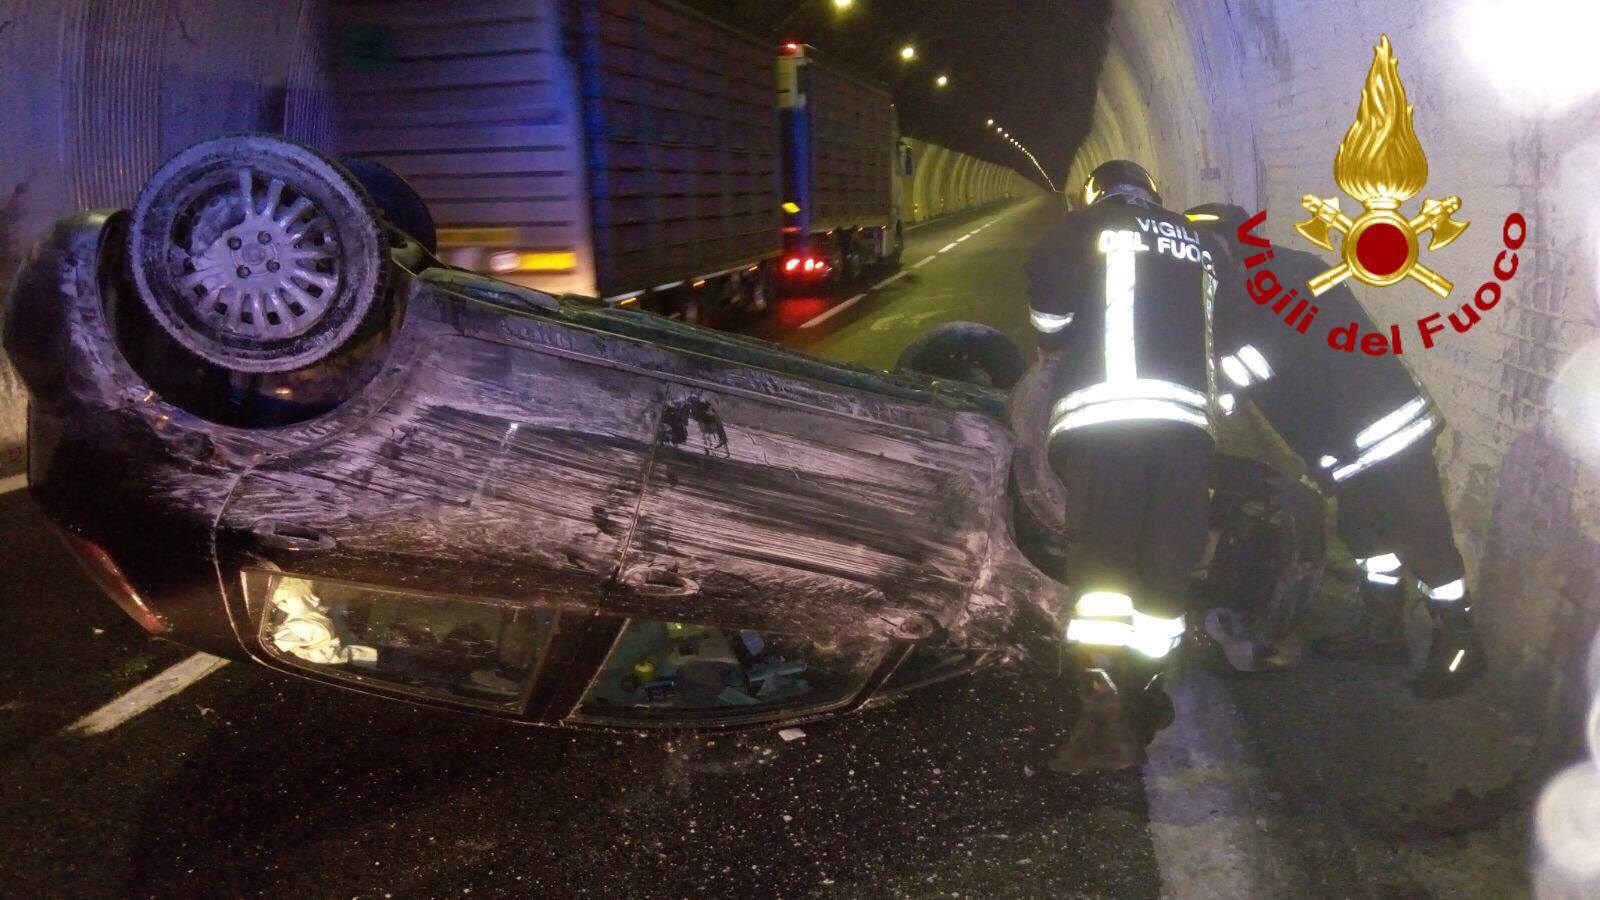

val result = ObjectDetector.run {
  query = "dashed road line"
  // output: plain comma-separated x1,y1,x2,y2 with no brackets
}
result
794,204,1019,330
872,270,908,291
799,293,869,329
64,652,229,737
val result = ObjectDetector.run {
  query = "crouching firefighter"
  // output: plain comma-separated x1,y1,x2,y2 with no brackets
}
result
1185,202,1485,698
1027,161,1223,771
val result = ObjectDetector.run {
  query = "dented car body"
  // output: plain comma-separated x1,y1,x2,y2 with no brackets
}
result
6,209,1063,727
6,135,1321,728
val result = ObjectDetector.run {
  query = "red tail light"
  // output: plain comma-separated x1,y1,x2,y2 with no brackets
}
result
782,256,828,278
50,525,169,634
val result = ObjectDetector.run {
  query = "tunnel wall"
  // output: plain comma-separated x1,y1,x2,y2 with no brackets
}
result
0,0,336,476
1079,0,1600,728
901,136,1042,225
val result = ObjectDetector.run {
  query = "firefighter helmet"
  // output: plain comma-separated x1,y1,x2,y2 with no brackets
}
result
1082,160,1160,207
1183,203,1252,231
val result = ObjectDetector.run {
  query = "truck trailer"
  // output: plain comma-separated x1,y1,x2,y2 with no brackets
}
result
334,0,910,321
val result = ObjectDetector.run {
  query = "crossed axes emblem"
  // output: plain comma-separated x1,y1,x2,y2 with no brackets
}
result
1295,194,1470,298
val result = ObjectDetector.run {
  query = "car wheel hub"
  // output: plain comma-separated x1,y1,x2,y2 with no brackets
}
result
180,168,343,342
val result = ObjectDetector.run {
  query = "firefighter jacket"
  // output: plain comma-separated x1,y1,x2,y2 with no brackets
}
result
1026,197,1220,441
1212,243,1438,484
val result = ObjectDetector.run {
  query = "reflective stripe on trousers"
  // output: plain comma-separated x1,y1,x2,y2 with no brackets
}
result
1065,591,1186,658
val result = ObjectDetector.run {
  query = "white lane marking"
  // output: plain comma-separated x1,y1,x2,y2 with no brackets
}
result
957,233,973,242
938,242,959,253
872,270,908,291
0,473,27,495
65,652,229,737
799,293,868,329
911,255,937,269
1144,669,1299,898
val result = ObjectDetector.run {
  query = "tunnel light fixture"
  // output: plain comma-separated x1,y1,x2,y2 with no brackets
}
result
992,124,1059,194
832,0,853,9
935,74,949,88
899,44,916,61
985,118,994,127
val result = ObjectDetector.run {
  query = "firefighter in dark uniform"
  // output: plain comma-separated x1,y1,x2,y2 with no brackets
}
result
1185,202,1485,698
1027,161,1221,770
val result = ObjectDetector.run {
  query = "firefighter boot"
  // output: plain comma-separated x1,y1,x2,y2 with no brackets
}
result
1051,652,1175,772
1314,575,1408,665
1050,657,1147,773
1412,598,1486,698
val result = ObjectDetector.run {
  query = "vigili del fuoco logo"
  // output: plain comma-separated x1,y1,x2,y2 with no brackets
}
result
1232,35,1527,355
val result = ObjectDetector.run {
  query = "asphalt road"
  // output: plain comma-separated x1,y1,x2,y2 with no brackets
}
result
751,197,1054,370
0,197,1533,897
0,484,1164,898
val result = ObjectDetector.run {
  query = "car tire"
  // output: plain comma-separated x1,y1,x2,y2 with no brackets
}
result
339,156,437,254
896,321,1027,389
128,134,389,373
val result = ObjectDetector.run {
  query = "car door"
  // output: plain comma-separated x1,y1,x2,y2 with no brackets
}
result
214,323,662,712
613,379,1008,642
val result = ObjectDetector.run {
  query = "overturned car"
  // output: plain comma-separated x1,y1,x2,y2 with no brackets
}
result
4,136,1320,728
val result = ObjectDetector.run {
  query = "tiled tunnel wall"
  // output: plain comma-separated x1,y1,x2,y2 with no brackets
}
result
1070,0,1600,739
900,136,1041,225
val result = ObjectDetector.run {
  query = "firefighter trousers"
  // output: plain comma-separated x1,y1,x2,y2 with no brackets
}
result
1048,421,1215,619
1333,437,1466,589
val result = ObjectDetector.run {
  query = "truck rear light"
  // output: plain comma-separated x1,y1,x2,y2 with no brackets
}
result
783,256,829,278
51,525,169,634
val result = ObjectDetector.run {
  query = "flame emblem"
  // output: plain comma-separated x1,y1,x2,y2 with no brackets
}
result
1294,35,1469,298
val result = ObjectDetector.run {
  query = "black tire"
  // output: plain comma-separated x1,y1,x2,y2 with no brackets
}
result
339,156,437,254
840,231,862,285
896,322,1027,389
128,135,388,373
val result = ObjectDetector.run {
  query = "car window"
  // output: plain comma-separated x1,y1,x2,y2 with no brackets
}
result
574,618,886,725
249,570,556,712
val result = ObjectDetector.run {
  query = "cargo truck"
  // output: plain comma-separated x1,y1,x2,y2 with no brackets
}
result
334,0,911,323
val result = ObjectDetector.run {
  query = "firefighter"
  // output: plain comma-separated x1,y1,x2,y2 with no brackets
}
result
1185,202,1485,698
1027,161,1222,771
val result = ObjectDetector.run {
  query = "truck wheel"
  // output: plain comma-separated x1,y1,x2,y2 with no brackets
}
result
128,135,389,373
339,156,437,254
896,322,1027,389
